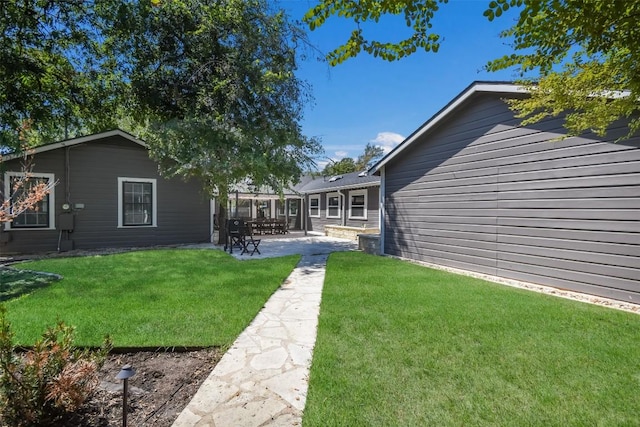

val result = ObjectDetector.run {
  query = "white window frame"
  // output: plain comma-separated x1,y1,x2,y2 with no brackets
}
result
277,201,286,216
288,199,299,216
308,195,320,218
3,172,56,230
326,192,341,219
349,189,368,220
118,177,157,228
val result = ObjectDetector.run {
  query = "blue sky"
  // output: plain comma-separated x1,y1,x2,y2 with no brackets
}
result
278,0,522,169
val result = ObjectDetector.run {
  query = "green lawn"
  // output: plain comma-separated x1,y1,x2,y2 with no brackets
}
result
4,249,299,347
304,252,640,426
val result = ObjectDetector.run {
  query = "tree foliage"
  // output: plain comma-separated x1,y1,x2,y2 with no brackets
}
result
305,0,640,139
304,0,448,66
101,0,322,195
321,143,384,176
485,0,640,138
0,0,122,149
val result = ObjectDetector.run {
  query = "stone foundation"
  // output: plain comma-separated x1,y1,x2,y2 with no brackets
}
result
358,233,380,255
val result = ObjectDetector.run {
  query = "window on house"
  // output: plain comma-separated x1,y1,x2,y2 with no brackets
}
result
277,201,285,216
118,177,157,227
4,172,55,229
309,195,320,218
257,200,270,218
288,199,298,216
326,193,341,218
349,190,367,219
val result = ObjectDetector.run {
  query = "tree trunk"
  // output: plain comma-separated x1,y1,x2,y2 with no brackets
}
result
217,201,227,245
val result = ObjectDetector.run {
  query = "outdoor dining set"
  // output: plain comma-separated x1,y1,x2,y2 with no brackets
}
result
224,218,289,256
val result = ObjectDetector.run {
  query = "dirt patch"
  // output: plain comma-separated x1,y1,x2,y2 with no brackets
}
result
67,348,223,426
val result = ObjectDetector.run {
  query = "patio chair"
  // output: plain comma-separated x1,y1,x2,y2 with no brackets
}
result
226,219,246,254
243,222,261,255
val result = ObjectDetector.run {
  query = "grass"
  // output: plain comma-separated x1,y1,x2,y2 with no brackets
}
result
0,268,60,301
4,249,299,347
304,252,640,426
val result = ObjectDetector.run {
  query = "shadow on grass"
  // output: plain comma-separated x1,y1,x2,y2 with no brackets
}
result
0,268,61,301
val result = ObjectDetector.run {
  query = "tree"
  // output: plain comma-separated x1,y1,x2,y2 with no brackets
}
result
484,1,640,138
322,157,357,176
0,0,123,149
101,0,322,243
321,142,384,175
304,0,640,139
356,143,384,170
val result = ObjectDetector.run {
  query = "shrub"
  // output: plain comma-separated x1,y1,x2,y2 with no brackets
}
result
0,305,112,426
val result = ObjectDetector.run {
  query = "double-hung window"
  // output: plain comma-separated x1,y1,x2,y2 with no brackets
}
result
4,172,55,230
118,177,157,227
308,195,320,217
326,193,341,219
349,190,367,219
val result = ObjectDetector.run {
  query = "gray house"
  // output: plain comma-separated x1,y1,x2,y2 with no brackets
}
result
296,170,380,235
1,130,212,254
223,171,380,238
372,82,640,303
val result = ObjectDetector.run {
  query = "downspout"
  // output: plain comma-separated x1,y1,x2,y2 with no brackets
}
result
338,189,346,226
379,167,386,255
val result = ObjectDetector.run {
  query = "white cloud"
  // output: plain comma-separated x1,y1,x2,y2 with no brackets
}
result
370,132,404,154
334,150,349,159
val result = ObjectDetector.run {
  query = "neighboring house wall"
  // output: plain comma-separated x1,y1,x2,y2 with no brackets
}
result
382,90,640,302
1,133,211,253
306,186,379,232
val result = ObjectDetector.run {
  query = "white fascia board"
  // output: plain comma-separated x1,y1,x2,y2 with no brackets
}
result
299,181,380,194
370,82,528,175
2,129,146,161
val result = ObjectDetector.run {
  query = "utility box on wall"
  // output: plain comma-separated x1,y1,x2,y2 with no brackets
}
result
58,213,74,231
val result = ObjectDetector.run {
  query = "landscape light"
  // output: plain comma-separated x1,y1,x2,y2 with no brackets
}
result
116,364,136,427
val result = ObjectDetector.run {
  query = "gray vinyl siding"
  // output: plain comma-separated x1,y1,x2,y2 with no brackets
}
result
1,135,210,254
384,92,640,302
306,187,379,232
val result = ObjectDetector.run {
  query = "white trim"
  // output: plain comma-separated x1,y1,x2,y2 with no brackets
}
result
308,194,321,218
3,172,56,230
299,180,379,194
379,167,386,255
348,189,367,220
117,177,157,228
371,82,528,175
326,192,341,219
3,129,146,161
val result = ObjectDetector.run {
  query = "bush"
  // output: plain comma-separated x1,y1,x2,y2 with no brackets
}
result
0,305,112,426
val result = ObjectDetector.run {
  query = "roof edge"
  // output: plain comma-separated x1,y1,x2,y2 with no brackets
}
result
370,81,527,175
298,180,379,194
2,129,146,161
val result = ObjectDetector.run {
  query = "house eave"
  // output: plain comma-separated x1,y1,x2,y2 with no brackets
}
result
370,81,528,175
2,129,147,161
299,180,379,194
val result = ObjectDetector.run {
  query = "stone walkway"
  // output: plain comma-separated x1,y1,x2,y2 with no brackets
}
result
172,247,341,426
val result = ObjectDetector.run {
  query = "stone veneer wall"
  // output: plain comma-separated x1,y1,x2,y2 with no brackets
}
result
324,225,379,241
358,234,381,255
